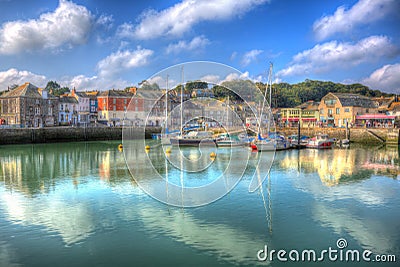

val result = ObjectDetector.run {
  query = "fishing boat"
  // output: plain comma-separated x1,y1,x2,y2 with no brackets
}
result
170,130,216,146
253,134,290,151
288,135,309,149
216,133,247,147
306,133,334,149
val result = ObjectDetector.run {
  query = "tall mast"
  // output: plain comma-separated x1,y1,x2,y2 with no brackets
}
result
267,62,273,134
181,66,184,133
165,75,169,132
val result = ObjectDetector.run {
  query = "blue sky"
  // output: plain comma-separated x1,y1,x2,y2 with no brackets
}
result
0,0,399,93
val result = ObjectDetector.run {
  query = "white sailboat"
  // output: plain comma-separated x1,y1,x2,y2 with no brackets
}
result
252,63,290,151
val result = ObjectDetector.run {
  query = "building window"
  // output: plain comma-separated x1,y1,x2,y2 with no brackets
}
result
113,106,116,111
320,109,324,115
113,99,116,104
328,109,332,115
35,107,40,115
324,99,336,106
336,108,340,114
103,99,106,104
61,114,64,121
124,99,127,104
344,108,350,113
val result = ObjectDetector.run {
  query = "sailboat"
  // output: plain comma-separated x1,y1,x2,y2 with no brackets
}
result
161,75,179,145
252,63,290,151
170,67,216,146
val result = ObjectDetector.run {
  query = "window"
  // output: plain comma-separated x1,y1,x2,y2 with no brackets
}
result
103,99,106,104
344,108,350,113
113,106,116,111
60,105,63,111
61,114,64,121
113,99,116,104
35,107,40,115
124,99,127,104
336,108,340,114
328,109,332,115
324,99,336,106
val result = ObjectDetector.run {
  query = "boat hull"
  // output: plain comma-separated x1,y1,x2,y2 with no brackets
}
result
170,138,216,146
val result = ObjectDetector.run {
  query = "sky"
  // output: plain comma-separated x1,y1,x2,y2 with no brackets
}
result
0,0,399,93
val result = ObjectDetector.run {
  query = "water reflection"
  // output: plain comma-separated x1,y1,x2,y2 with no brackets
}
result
279,146,399,186
0,142,399,266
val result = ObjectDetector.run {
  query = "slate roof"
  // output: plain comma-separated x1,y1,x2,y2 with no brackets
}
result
296,100,320,110
330,93,377,108
98,89,134,97
1,82,57,99
136,90,163,100
59,96,78,104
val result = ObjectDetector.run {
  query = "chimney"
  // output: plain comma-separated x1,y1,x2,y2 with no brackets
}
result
129,87,137,95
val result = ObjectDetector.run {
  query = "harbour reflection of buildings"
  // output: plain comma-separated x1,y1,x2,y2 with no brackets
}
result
279,146,399,186
0,143,131,196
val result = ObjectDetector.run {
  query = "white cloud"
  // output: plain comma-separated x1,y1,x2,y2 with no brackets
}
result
166,35,209,54
67,75,131,91
200,74,221,85
313,0,397,40
97,47,153,78
241,49,263,66
277,36,399,77
123,0,269,39
0,0,94,54
224,71,250,81
362,63,400,93
0,68,47,89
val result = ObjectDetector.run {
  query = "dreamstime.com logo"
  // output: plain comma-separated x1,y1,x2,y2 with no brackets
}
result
122,61,275,207
257,238,397,263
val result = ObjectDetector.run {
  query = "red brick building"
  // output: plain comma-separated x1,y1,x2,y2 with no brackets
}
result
97,88,141,125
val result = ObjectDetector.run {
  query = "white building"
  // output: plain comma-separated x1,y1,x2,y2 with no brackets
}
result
59,96,78,125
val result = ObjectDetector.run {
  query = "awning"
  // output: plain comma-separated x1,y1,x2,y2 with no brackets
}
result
281,118,299,122
301,118,317,121
356,114,396,120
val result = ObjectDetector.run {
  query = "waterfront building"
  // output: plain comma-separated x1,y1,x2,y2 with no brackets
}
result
85,91,99,123
97,89,135,126
0,82,58,127
58,96,78,125
318,93,378,127
70,89,91,125
135,89,164,126
280,100,320,127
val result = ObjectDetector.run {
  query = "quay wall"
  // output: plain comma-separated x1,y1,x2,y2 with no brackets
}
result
275,127,399,144
0,127,162,145
0,126,398,145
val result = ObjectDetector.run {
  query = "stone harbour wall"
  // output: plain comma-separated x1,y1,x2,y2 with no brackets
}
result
0,126,162,145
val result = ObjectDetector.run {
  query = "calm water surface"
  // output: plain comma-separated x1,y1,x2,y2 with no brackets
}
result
0,141,399,267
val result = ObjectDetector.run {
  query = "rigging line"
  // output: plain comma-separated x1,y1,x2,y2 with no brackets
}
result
258,62,273,136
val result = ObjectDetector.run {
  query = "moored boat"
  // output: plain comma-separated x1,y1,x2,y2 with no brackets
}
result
306,133,334,149
216,133,247,147
170,131,216,146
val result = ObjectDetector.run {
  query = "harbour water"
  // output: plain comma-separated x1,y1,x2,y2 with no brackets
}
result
0,141,399,266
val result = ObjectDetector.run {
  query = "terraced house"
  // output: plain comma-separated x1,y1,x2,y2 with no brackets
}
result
318,93,378,127
0,83,58,127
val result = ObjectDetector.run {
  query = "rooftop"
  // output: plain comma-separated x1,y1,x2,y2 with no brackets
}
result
328,93,377,108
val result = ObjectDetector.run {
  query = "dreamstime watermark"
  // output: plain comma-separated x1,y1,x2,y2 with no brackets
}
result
122,61,275,207
257,238,397,263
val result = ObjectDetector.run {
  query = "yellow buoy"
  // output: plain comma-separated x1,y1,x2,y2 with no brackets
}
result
145,145,150,151
118,144,123,150
210,152,217,159
165,147,172,154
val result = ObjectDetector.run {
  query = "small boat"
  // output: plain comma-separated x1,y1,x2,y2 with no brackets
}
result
170,130,216,146
288,135,309,149
306,133,334,149
253,134,291,151
216,133,247,147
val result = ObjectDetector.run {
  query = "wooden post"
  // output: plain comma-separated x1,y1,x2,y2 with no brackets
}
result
297,122,300,146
